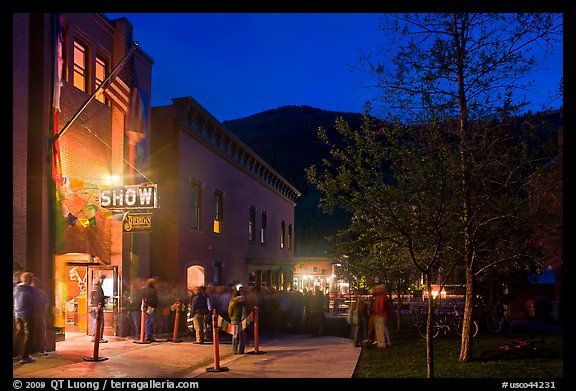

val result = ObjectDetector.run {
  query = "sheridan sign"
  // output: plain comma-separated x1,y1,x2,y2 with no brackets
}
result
99,184,158,210
123,213,152,233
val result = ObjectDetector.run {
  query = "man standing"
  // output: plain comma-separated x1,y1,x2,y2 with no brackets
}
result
90,277,107,343
13,272,37,364
228,289,246,354
372,284,392,348
141,278,159,342
190,286,210,344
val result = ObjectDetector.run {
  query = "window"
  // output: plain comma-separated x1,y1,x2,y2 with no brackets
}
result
288,224,293,250
260,211,267,244
73,40,87,92
95,56,106,103
248,206,256,241
213,190,223,234
213,262,222,285
280,220,286,249
190,182,201,230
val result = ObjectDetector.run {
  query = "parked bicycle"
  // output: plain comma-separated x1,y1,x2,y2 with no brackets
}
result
475,296,512,333
415,304,479,339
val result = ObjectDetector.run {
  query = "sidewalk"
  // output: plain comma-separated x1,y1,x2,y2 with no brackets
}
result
13,332,361,379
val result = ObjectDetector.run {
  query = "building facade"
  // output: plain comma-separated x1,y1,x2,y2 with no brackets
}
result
293,256,333,294
13,13,153,346
150,97,300,292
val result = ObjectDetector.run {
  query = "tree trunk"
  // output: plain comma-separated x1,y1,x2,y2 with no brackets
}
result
425,277,434,378
395,276,403,334
459,265,475,362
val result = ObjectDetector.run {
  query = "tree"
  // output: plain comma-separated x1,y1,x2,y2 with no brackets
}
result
354,13,562,363
306,112,461,378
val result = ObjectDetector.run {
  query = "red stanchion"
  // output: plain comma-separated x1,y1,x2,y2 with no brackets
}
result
84,303,108,361
167,300,183,343
134,298,151,344
247,305,266,355
206,308,229,372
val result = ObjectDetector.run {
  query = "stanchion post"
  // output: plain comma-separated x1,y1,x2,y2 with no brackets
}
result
206,308,229,372
134,298,151,344
84,303,108,361
247,305,266,355
168,300,183,343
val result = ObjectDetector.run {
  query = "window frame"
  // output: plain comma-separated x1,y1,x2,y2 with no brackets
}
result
73,40,87,92
213,190,223,234
190,181,202,230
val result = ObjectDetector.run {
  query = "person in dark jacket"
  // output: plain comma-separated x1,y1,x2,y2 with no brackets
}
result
90,277,107,343
31,276,49,355
190,286,210,343
13,272,37,364
141,278,159,342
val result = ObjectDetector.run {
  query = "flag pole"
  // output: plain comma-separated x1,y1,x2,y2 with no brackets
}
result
52,42,139,144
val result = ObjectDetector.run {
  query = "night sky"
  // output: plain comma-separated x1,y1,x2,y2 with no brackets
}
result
105,13,563,122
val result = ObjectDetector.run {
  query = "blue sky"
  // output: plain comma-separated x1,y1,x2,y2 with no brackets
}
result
105,13,563,122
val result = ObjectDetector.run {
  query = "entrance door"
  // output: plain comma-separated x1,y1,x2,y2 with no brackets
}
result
86,266,119,337
60,264,118,337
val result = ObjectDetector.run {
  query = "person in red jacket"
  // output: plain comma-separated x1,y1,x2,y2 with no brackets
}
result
372,284,392,348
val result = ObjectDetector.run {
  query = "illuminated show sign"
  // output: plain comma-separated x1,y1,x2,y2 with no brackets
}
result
99,184,158,210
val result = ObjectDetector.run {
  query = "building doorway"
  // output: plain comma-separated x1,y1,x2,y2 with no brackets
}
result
187,265,205,291
54,253,119,341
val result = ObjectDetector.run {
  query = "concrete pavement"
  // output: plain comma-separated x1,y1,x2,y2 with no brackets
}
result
13,332,361,379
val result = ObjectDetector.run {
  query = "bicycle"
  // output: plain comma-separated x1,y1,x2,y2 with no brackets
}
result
416,304,479,338
475,296,512,333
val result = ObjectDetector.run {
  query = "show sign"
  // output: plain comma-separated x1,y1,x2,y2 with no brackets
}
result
99,184,158,210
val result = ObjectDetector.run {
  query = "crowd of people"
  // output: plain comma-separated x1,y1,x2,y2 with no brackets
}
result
121,279,332,344
14,265,392,365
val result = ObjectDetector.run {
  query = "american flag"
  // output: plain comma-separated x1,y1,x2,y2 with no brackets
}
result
103,75,131,114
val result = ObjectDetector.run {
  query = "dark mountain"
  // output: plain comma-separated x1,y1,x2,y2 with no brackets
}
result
223,105,364,257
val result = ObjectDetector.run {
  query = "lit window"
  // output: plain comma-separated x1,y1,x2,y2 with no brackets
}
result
213,191,223,234
73,41,87,92
260,211,267,244
95,56,106,103
280,220,286,249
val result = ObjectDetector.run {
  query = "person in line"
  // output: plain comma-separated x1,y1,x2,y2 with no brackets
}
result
348,294,368,347
141,278,159,342
309,287,326,336
372,284,392,348
126,277,145,339
13,271,37,364
89,277,107,343
31,276,49,355
228,289,246,354
190,286,210,344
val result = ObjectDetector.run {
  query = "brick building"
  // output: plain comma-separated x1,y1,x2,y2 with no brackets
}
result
150,97,300,291
13,13,153,346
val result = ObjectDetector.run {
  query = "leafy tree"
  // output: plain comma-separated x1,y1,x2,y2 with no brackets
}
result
354,13,562,364
307,112,461,378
